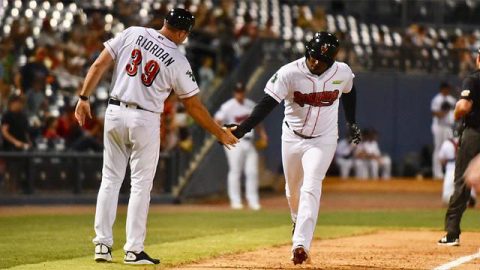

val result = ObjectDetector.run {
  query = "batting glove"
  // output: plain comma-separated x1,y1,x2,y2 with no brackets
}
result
224,124,246,139
347,123,361,145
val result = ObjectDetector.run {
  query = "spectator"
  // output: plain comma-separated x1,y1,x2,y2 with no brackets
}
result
258,17,278,39
1,95,31,151
37,18,61,47
431,82,456,179
198,57,215,93
354,129,392,179
235,13,258,52
15,47,50,93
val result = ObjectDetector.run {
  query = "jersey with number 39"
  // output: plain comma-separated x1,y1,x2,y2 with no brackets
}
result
104,26,199,113
265,57,354,142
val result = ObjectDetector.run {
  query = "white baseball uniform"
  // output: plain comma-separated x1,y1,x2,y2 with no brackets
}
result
354,140,392,179
265,57,354,252
335,138,355,179
93,26,199,252
438,138,457,204
215,98,260,209
431,93,456,179
438,138,476,204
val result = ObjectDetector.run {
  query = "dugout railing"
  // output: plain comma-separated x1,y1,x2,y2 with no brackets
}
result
0,151,178,204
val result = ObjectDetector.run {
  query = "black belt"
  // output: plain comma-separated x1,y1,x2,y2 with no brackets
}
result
285,122,317,139
108,99,149,112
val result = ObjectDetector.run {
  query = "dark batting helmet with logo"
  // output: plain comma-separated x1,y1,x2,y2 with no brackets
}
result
305,32,339,65
165,8,195,32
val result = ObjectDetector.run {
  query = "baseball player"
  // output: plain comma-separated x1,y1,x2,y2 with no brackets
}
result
74,8,238,265
439,136,477,206
438,137,458,204
431,82,456,179
335,137,356,179
354,129,391,179
225,32,361,265
215,83,268,210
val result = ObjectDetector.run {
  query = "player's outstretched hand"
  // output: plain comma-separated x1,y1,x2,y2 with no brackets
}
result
347,123,361,145
218,125,239,149
75,99,92,127
224,124,246,139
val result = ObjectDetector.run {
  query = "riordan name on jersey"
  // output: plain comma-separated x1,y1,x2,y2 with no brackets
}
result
135,35,175,67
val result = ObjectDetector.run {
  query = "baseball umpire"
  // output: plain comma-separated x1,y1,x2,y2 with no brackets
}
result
75,8,238,264
225,32,361,265
438,48,480,246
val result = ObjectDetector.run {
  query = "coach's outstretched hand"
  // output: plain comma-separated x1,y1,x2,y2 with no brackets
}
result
224,124,246,139
347,123,361,145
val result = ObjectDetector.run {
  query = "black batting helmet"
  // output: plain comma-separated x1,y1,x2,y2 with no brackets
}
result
305,32,339,65
165,8,195,32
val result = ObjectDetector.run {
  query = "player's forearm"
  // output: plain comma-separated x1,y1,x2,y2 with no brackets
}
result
238,94,279,133
341,85,357,124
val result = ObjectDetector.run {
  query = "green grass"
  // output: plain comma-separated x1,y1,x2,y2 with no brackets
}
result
1,209,479,269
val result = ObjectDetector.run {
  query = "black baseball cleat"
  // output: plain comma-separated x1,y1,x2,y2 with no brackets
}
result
124,250,160,265
291,245,310,265
94,243,112,262
437,234,460,246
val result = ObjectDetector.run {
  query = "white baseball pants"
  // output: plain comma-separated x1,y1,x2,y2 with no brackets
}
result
282,123,337,252
432,125,453,179
354,156,392,179
93,103,160,252
335,157,354,178
224,138,260,208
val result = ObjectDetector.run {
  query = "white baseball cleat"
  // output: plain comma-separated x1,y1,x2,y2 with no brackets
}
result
94,243,112,262
231,203,244,210
249,204,261,211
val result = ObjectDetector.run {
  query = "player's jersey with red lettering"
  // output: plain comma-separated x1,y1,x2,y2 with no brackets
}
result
104,26,199,113
215,98,256,139
265,57,354,141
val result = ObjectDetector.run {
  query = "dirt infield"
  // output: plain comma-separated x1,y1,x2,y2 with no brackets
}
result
174,230,480,270
169,179,480,270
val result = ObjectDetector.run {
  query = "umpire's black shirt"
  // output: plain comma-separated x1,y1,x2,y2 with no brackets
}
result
461,69,480,128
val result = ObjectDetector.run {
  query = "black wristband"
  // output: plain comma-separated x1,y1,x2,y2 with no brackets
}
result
79,95,89,101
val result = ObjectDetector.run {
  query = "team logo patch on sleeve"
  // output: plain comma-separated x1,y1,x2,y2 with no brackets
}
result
186,70,196,82
270,73,278,83
332,80,343,84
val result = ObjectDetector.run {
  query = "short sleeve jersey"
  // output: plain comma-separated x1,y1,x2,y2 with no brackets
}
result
215,98,256,139
264,57,354,140
104,26,199,113
459,69,480,128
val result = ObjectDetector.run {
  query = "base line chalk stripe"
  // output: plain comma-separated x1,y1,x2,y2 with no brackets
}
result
433,250,480,270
